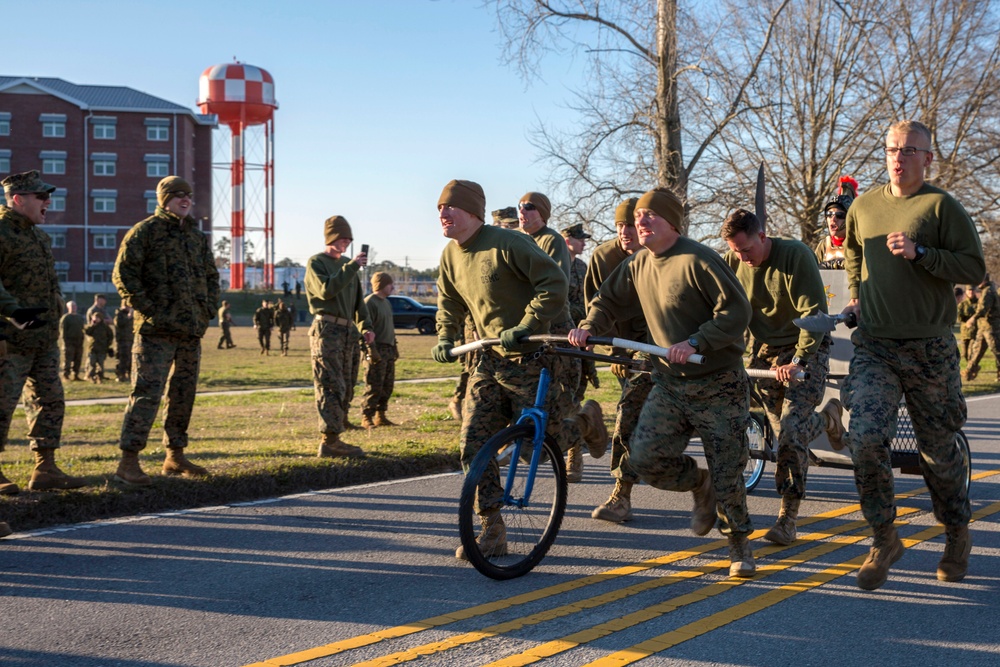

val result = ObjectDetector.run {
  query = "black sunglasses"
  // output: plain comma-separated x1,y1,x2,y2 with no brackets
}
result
32,192,51,202
825,210,845,219
518,202,536,212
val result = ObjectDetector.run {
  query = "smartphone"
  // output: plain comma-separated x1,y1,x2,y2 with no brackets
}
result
361,244,369,255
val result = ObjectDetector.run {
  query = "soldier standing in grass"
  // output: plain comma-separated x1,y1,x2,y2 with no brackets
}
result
361,272,398,429
957,285,978,363
83,310,113,384
274,298,294,356
217,300,236,349
112,175,219,485
85,293,108,326
721,208,847,546
113,306,133,382
841,120,984,590
0,170,87,495
432,179,568,560
569,188,757,579
305,215,374,458
253,299,274,356
963,275,1000,382
518,191,607,485
59,300,85,381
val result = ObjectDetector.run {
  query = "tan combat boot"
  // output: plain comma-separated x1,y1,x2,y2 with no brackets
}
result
592,479,634,523
374,411,396,427
821,398,847,451
0,521,12,538
28,449,87,491
763,496,800,546
728,533,757,578
937,523,972,582
576,399,608,459
114,450,152,486
361,414,376,430
857,524,905,590
449,397,463,422
0,465,20,496
456,508,508,561
163,447,209,478
691,468,717,536
317,433,365,458
565,444,583,483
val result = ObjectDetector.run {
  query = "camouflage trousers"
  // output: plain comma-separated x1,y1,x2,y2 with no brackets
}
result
0,342,64,451
548,320,587,454
462,351,562,514
62,339,83,376
217,323,234,348
309,320,353,435
347,333,362,412
608,367,653,484
87,350,108,380
120,334,202,452
257,327,272,352
362,342,397,417
116,337,133,380
967,319,1000,379
750,337,831,500
625,368,753,537
277,329,291,353
842,330,970,529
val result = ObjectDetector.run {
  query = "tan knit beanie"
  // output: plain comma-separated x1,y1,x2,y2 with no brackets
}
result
519,192,551,222
438,180,486,221
371,271,393,292
324,215,353,245
156,176,193,208
635,188,685,234
614,197,639,226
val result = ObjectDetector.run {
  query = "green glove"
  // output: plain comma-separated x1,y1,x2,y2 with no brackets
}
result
431,339,457,363
499,325,533,352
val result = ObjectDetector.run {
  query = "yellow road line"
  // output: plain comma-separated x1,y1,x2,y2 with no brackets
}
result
582,500,1000,667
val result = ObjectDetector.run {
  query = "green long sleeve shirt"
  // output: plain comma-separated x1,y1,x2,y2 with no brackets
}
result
528,225,573,326
584,239,648,342
845,183,985,339
724,237,828,362
436,224,567,357
364,293,396,345
582,236,751,378
304,252,372,334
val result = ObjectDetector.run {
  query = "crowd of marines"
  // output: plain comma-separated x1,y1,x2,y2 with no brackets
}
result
0,118,988,594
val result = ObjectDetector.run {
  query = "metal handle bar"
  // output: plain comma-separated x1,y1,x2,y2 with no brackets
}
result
450,334,706,365
745,367,809,382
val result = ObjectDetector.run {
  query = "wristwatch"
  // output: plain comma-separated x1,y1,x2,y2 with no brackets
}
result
792,356,807,367
912,244,927,263
687,337,700,350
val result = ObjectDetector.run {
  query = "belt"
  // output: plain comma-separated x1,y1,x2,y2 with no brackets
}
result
315,314,352,327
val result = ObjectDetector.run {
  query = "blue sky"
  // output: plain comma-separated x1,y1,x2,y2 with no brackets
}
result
22,0,586,270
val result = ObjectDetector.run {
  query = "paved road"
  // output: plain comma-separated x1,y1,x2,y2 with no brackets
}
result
2,395,999,666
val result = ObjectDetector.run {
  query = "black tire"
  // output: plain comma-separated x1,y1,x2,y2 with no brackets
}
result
417,318,435,335
458,423,567,580
743,413,767,493
956,430,972,495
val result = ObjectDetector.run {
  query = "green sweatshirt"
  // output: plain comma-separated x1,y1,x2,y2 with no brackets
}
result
436,224,567,357
845,183,985,339
364,293,396,345
304,252,372,334
582,237,751,378
584,239,648,341
724,237,828,362
528,225,572,326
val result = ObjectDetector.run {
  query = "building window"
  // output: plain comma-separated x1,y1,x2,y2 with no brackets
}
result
93,120,116,140
42,121,66,137
93,198,116,213
42,158,66,174
93,233,117,248
50,232,67,248
147,125,169,141
0,113,9,136
90,271,105,283
0,157,9,173
93,159,116,176
147,198,157,214
50,195,66,211
56,270,69,282
147,161,169,177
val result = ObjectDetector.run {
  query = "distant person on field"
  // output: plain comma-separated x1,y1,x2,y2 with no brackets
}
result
253,299,274,355
963,274,1000,382
274,298,294,356
85,293,108,325
59,300,85,381
83,310,113,384
112,175,220,485
956,285,978,363
361,272,398,429
217,300,236,349
114,305,133,382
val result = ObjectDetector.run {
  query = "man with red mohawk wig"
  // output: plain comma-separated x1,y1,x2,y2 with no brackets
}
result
815,176,859,269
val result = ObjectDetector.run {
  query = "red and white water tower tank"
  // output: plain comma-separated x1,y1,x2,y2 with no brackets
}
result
197,62,278,290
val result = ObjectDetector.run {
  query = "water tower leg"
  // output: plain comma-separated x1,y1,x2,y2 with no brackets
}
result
230,124,246,290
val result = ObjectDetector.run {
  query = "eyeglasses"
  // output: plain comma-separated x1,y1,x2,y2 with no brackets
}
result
33,192,51,202
824,210,846,219
171,191,194,200
883,146,929,157
518,202,536,212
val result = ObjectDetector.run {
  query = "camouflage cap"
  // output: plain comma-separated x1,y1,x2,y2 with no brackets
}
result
2,170,57,195
491,206,518,228
560,223,591,239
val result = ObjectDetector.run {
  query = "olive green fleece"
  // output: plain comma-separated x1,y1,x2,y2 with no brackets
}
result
724,237,827,362
582,237,751,378
436,224,567,357
529,224,573,325
304,253,372,334
364,293,396,345
584,240,648,341
845,183,985,339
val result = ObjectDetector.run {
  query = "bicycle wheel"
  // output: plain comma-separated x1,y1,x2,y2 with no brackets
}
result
956,430,972,495
458,423,567,580
743,413,767,493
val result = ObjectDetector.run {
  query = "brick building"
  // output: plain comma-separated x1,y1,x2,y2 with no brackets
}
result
0,76,216,290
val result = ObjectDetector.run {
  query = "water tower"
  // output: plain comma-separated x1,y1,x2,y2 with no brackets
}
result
197,62,278,289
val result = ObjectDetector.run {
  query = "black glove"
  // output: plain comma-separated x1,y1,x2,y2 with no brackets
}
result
10,306,48,330
499,325,533,352
431,339,457,363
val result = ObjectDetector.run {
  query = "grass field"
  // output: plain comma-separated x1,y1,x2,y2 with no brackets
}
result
2,322,997,533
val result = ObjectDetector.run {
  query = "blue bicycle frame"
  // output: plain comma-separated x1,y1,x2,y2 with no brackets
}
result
501,367,552,508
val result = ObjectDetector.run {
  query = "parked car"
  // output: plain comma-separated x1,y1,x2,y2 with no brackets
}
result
388,295,437,334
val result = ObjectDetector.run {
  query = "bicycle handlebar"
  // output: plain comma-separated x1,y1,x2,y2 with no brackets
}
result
449,334,706,365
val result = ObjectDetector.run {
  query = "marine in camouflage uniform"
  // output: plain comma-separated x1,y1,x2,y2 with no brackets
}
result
721,208,846,546
561,222,600,404
253,300,274,355
842,120,984,590
432,180,568,561
112,176,220,485
217,300,236,349
273,299,294,356
964,277,1000,382
59,301,85,380
0,170,86,494
83,312,113,384
449,313,478,422
361,272,398,428
570,188,757,579
305,215,374,457
584,197,652,523
114,306,133,382
956,285,978,363
518,192,607,485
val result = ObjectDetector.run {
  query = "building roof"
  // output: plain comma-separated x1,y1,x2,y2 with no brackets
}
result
0,76,216,125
